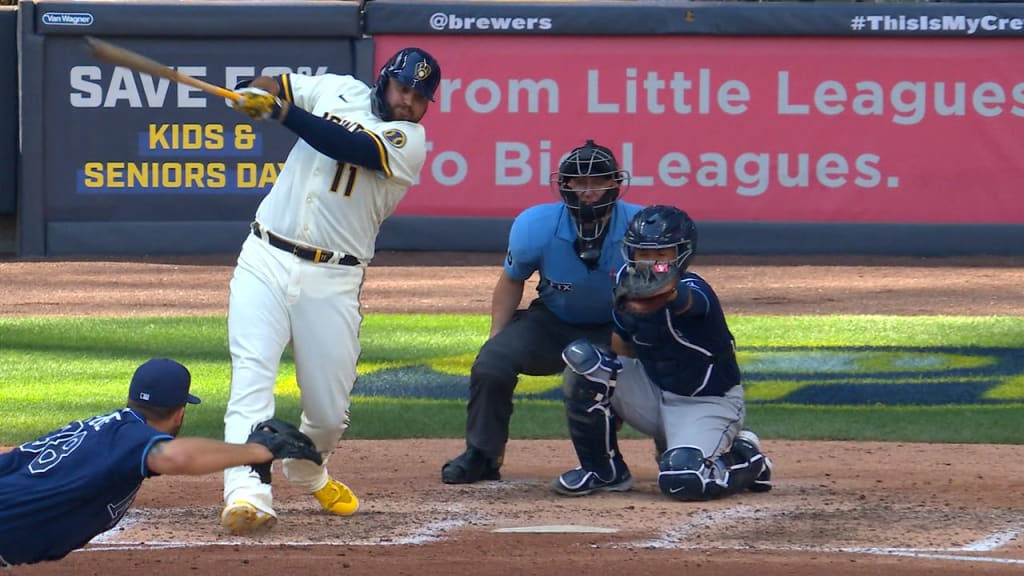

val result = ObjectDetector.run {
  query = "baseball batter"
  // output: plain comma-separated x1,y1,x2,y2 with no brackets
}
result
552,206,774,499
220,48,441,533
0,359,319,567
442,141,643,484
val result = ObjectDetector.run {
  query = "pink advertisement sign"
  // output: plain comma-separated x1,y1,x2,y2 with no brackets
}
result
375,36,1024,223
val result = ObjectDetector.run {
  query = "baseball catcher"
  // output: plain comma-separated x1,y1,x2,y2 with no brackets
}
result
552,205,774,500
246,419,323,484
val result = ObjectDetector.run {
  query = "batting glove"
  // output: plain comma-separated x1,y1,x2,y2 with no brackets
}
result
232,87,282,121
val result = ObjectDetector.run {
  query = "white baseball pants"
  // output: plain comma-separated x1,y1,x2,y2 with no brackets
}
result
223,235,363,513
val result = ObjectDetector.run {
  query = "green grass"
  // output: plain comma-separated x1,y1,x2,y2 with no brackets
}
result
2,315,1023,445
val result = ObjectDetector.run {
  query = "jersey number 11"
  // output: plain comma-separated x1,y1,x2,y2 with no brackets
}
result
330,162,359,196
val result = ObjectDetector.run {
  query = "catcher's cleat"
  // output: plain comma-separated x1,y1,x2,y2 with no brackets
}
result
552,466,633,496
750,455,773,493
313,477,360,515
735,429,773,493
220,500,277,534
441,447,502,484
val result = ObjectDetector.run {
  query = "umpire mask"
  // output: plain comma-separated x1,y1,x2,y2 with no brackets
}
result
551,140,630,242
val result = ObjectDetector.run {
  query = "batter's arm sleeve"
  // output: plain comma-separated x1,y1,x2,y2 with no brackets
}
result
279,107,386,171
489,271,526,338
145,437,272,477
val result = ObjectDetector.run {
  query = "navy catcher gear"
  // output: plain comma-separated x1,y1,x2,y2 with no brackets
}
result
657,437,768,501
613,263,679,317
552,140,630,242
734,429,773,493
562,339,621,398
657,446,710,501
622,205,697,272
557,360,629,495
371,47,441,121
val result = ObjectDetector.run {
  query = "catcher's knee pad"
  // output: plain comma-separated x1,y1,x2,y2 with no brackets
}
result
658,446,713,501
563,340,619,384
561,340,620,409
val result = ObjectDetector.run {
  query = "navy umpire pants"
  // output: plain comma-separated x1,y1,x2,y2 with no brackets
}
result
465,300,613,458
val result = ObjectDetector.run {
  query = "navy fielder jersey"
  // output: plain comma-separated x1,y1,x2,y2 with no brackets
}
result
613,271,741,397
0,408,171,565
504,200,643,325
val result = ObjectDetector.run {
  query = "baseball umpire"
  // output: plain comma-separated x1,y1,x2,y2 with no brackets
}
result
442,140,643,484
551,205,773,499
0,359,320,566
221,47,441,532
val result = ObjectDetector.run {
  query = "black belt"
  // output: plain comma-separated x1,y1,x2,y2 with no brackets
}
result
251,222,359,266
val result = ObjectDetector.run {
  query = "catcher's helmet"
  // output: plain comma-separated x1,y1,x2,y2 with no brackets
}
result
622,205,698,272
372,47,442,121
551,140,630,241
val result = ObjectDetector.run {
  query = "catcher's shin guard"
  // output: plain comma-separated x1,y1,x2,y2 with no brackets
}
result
658,446,713,500
730,429,771,494
658,436,769,501
562,369,624,481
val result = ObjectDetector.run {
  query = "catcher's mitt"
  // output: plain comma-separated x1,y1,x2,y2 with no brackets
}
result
614,263,679,317
246,419,323,484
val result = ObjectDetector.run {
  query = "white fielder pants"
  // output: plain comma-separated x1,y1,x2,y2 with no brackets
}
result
223,235,364,512
610,358,745,460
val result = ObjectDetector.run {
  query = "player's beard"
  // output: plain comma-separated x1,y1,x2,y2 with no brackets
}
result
391,106,418,122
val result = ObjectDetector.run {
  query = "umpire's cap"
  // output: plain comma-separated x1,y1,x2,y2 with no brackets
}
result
129,358,201,407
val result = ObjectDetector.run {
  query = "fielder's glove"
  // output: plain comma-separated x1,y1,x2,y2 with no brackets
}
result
246,418,323,484
614,264,679,317
232,87,282,121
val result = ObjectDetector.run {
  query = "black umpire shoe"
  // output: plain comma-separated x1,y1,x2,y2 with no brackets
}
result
441,447,502,484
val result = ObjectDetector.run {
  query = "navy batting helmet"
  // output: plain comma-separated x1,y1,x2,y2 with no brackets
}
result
622,205,698,272
551,140,630,241
372,47,441,122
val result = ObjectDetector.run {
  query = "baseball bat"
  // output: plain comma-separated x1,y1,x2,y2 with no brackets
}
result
84,36,242,102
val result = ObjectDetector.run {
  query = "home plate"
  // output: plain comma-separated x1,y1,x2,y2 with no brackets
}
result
493,525,618,534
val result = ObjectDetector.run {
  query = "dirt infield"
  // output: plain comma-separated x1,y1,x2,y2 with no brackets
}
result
4,252,1024,574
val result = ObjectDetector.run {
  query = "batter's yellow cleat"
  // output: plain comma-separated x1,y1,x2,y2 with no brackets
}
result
313,477,360,515
220,500,277,535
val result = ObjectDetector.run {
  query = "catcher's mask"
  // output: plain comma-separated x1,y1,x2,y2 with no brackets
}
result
551,140,630,241
622,205,698,279
371,47,441,122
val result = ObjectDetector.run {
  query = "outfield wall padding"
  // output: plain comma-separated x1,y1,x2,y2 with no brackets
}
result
14,0,1024,256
